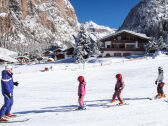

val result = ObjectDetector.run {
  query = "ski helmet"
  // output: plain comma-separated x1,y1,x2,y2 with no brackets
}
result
116,74,122,80
78,76,84,83
158,66,163,71
5,65,13,70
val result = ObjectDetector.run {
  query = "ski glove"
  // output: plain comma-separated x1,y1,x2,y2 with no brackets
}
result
79,94,82,98
155,81,157,85
14,82,19,86
160,82,164,87
5,93,12,99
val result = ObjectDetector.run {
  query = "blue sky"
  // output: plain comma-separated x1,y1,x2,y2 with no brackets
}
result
69,0,142,29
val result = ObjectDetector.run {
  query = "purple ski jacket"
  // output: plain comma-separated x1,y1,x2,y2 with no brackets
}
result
115,80,124,92
78,82,86,96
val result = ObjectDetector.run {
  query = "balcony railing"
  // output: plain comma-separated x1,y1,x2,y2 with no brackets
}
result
101,48,145,51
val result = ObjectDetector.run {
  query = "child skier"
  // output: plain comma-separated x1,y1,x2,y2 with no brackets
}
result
77,76,86,110
155,67,165,98
110,74,125,105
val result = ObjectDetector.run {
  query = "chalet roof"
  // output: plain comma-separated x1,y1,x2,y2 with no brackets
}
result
101,30,151,40
16,56,30,60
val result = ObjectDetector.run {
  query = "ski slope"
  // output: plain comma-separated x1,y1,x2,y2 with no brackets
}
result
0,55,168,126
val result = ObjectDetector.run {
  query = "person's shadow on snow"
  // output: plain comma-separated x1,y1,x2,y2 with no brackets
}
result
14,97,152,115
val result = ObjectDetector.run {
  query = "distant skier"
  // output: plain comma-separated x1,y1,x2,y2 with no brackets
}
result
0,65,19,122
110,74,125,105
155,67,165,98
77,76,86,110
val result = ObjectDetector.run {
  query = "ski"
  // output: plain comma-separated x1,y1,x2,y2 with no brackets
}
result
0,118,29,123
103,103,129,108
68,107,87,112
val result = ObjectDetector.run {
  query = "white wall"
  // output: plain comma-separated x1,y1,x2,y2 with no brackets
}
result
105,41,111,48
102,51,145,57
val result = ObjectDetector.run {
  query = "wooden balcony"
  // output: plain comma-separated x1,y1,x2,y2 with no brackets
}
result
101,48,145,51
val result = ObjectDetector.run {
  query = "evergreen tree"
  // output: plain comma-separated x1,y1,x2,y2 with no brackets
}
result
74,25,92,63
145,38,158,53
158,36,165,50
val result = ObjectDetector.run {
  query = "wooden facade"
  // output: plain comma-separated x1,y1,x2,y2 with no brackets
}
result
100,30,150,57
16,56,30,64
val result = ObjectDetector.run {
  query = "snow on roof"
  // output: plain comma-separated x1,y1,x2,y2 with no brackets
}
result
0,48,18,58
0,54,17,63
101,30,151,40
0,48,18,63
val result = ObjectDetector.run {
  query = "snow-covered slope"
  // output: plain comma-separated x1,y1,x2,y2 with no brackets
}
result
83,21,116,40
0,55,168,125
0,47,18,57
0,48,18,63
120,0,168,42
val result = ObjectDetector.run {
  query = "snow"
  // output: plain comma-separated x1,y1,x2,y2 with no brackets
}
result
0,55,168,125
0,48,18,57
0,48,18,63
0,12,7,17
84,21,116,32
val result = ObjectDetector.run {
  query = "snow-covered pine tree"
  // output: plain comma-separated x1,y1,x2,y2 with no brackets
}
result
90,37,100,57
145,38,158,53
74,25,92,63
158,36,165,51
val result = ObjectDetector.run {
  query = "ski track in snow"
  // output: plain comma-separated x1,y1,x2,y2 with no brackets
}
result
0,56,168,126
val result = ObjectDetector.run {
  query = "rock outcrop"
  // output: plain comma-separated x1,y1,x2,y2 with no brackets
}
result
0,0,79,54
120,0,168,42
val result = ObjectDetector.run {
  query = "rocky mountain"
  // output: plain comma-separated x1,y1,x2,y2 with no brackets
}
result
83,21,116,41
0,0,79,55
120,0,168,42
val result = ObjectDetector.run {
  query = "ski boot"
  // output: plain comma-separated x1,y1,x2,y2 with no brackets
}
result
0,117,8,122
77,104,86,110
160,94,165,98
119,101,124,105
155,93,161,99
5,113,17,118
110,99,116,103
77,106,84,110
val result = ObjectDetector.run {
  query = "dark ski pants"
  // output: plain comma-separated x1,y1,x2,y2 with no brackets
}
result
0,96,13,117
157,83,164,94
112,90,123,102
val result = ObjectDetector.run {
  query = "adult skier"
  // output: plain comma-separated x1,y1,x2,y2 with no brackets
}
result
77,76,86,110
0,65,19,122
110,74,125,105
155,67,165,98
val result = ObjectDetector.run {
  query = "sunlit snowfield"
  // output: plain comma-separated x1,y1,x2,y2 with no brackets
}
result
0,55,168,126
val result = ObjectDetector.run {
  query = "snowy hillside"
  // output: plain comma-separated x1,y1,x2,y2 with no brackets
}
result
120,0,168,42
0,48,17,63
83,21,116,40
0,55,168,125
0,48,18,57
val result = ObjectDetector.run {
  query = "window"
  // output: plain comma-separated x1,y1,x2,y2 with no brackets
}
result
117,36,122,40
107,45,111,48
126,44,135,48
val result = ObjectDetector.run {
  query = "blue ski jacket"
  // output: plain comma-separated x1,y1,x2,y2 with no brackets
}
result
1,70,14,95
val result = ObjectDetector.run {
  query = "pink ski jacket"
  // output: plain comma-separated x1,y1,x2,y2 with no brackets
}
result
78,82,86,96
115,80,124,91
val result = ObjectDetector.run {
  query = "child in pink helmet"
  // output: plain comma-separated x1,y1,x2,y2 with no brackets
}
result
77,76,86,110
110,74,125,105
